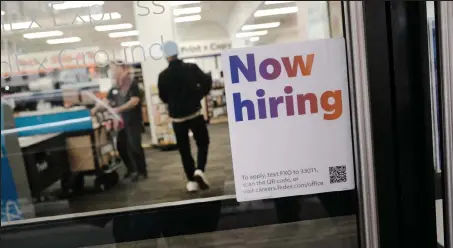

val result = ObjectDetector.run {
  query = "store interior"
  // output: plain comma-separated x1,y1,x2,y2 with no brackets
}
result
0,2,447,248
0,5,443,247
0,1,343,222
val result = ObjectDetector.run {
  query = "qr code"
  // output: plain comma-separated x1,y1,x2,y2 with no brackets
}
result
329,166,347,184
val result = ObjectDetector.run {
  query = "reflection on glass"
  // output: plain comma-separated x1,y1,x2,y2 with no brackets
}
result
426,1,445,247
1,5,356,248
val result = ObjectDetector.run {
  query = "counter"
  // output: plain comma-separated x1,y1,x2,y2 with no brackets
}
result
18,132,70,200
13,107,92,137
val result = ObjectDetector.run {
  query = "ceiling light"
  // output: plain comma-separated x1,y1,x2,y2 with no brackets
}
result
24,31,63,39
2,21,40,31
174,14,201,23
95,23,133,31
264,1,295,5
121,41,140,47
170,1,201,6
49,1,104,10
250,37,260,42
254,6,298,17
236,30,268,38
173,6,201,16
108,30,139,38
74,12,121,24
46,37,81,44
242,22,280,31
1,10,5,15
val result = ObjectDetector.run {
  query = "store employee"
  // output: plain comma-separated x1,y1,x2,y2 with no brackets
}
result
91,61,148,181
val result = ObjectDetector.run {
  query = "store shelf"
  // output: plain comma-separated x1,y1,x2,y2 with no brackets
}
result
150,86,177,147
207,78,228,124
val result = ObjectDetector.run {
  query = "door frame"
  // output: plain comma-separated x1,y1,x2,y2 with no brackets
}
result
437,2,453,248
0,2,444,248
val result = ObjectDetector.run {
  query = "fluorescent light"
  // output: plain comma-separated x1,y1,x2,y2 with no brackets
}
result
50,1,104,10
1,10,5,15
121,41,140,47
46,37,81,44
108,30,139,38
95,23,133,31
173,6,201,16
74,12,121,24
264,1,295,5
2,21,40,31
242,22,280,31
24,31,63,39
236,30,268,38
250,37,260,42
254,6,298,17
174,14,201,23
170,1,201,6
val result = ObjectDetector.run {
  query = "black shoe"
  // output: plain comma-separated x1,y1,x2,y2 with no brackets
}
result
124,172,132,179
130,173,140,182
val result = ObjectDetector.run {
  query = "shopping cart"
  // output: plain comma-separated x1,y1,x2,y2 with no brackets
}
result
89,110,124,192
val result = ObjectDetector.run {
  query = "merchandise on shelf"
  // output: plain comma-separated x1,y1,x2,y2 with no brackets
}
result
207,77,228,124
150,86,177,146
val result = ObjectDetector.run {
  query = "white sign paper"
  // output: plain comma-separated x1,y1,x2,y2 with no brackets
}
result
221,38,355,202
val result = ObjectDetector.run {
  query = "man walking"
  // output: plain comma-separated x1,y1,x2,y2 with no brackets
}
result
158,41,212,192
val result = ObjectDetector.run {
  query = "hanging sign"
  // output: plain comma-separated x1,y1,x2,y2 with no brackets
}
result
179,40,232,58
221,38,355,202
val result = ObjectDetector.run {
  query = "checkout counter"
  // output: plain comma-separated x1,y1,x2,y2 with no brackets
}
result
1,102,117,217
3,106,93,201
1,81,122,223
18,132,69,201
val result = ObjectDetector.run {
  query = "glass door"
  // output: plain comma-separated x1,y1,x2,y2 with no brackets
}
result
0,2,377,247
0,2,443,248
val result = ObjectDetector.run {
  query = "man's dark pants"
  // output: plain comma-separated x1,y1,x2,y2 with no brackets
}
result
117,124,148,176
172,115,210,181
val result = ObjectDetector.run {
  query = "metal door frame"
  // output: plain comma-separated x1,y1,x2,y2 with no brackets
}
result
1,2,445,248
438,2,453,248
342,2,379,248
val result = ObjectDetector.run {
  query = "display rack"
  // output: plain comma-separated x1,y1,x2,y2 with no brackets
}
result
182,55,228,124
150,85,177,149
206,77,228,124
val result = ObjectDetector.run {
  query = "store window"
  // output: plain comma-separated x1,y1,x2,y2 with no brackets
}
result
1,2,362,247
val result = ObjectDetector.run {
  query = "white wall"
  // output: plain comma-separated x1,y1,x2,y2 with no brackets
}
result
270,32,301,45
176,22,228,42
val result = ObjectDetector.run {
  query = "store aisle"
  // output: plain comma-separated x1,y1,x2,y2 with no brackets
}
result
63,123,235,215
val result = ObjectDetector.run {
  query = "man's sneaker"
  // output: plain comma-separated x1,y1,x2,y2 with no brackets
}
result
186,181,199,192
194,169,210,190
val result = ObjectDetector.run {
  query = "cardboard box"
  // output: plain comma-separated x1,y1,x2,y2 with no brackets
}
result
66,135,95,172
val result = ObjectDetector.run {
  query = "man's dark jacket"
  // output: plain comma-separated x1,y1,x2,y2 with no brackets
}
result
158,59,212,118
